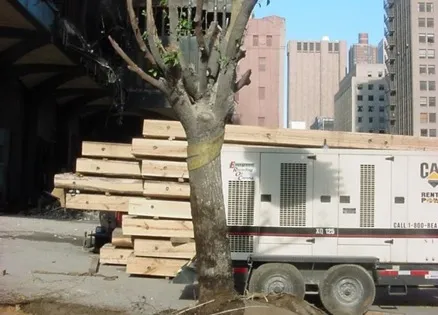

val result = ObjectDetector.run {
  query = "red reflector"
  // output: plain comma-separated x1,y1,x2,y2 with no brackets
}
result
378,270,398,277
233,267,248,274
411,270,428,276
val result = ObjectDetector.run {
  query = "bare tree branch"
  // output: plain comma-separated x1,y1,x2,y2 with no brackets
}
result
234,69,251,92
126,0,156,65
168,0,179,47
145,0,166,70
194,0,207,59
108,35,168,93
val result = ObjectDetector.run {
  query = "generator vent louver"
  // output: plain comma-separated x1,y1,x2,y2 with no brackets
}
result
360,164,375,227
280,163,307,227
227,180,255,253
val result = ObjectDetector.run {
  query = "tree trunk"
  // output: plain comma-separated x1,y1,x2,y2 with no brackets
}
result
185,122,235,302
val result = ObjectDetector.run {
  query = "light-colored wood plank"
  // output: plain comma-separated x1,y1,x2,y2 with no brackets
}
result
65,194,132,212
134,238,195,259
126,254,188,277
142,119,438,151
122,215,194,238
128,199,192,219
112,227,133,248
141,160,188,179
143,180,190,199
132,138,188,159
81,141,135,160
54,173,143,195
76,158,141,177
99,244,133,265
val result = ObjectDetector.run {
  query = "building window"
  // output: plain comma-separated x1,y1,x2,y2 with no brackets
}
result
427,18,435,28
258,117,265,126
367,71,372,77
368,95,374,101
429,65,436,74
427,34,435,44
378,71,383,77
378,84,385,90
426,2,434,12
258,57,266,71
421,129,428,136
429,80,436,90
253,35,259,46
420,112,429,123
420,80,428,90
430,113,437,123
328,42,333,52
369,117,374,123
420,64,427,74
358,117,362,123
258,86,265,100
368,84,374,90
420,33,426,43
309,42,314,51
420,49,427,58
357,84,363,90
316,42,321,52
358,105,363,112
428,49,435,58
419,2,425,12
430,96,436,107
430,129,437,137
379,106,385,112
297,42,302,51
379,95,385,101
419,18,426,27
266,35,272,47
379,117,386,123
420,97,428,107
334,42,339,52
368,106,374,112
357,95,363,101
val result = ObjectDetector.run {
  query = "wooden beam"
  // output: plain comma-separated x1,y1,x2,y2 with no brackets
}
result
122,215,194,238
128,199,192,219
112,227,133,248
134,238,195,259
142,119,438,151
126,254,189,277
141,160,189,179
143,180,190,199
76,158,141,178
81,141,136,160
132,138,187,159
65,194,133,212
55,173,143,195
99,244,133,265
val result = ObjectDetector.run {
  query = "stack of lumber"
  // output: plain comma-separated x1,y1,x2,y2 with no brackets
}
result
54,120,438,278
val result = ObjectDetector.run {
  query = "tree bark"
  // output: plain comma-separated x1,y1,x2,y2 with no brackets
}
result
184,120,235,302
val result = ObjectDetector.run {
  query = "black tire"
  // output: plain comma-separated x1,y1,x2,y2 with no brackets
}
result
248,263,305,300
319,264,376,315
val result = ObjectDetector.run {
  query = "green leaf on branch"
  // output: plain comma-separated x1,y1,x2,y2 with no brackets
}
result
163,50,181,67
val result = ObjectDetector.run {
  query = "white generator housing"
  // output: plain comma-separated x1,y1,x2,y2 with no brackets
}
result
221,146,438,264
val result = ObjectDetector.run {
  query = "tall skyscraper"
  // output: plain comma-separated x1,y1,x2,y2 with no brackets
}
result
287,37,347,129
233,15,286,128
334,64,389,133
385,0,437,137
348,33,379,71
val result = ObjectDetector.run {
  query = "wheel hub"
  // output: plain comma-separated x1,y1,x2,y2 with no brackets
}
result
335,278,363,304
264,276,287,294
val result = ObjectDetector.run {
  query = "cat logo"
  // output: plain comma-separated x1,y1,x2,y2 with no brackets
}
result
427,172,438,188
420,162,438,188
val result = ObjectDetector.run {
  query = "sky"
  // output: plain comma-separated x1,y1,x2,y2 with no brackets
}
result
252,0,386,127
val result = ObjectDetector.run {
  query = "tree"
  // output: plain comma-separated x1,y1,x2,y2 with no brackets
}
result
109,0,260,302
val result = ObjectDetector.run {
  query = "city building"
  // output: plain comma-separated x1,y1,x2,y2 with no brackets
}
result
377,38,388,64
385,0,437,137
234,15,286,128
348,33,379,71
287,37,347,129
310,117,335,130
334,64,389,133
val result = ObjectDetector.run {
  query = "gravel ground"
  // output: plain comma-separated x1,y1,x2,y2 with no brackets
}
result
1,215,438,314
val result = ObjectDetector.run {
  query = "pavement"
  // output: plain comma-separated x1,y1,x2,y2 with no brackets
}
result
1,215,438,315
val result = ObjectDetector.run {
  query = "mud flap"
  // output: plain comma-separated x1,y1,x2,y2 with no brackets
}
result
172,256,197,284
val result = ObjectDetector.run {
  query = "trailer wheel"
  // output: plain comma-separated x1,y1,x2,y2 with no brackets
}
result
248,263,305,299
319,264,375,315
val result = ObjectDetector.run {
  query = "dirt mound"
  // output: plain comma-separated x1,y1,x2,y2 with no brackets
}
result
159,293,326,315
